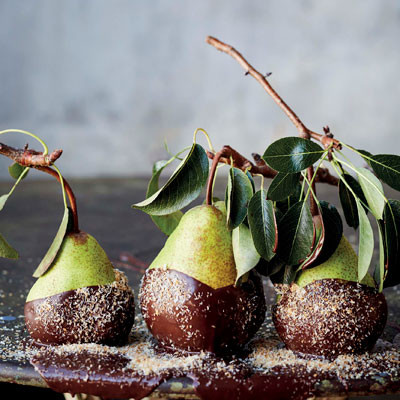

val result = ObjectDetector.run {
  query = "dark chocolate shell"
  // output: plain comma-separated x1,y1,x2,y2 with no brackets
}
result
139,268,266,355
272,279,387,359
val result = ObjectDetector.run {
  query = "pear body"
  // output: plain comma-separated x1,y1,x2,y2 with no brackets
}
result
296,236,375,288
26,231,115,302
149,204,236,289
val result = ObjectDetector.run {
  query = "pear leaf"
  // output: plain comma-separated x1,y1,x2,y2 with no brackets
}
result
8,162,28,180
338,173,367,229
381,199,400,288
275,181,303,215
311,201,343,265
232,223,260,285
0,233,18,259
375,223,385,292
0,194,9,211
33,207,71,278
356,167,385,219
300,209,325,270
367,154,400,191
225,167,253,230
132,143,209,216
255,255,285,278
267,172,300,201
277,201,314,266
356,199,374,282
146,159,183,236
247,189,277,261
262,137,324,173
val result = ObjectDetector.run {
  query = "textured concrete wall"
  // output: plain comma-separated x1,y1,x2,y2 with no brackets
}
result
0,0,399,179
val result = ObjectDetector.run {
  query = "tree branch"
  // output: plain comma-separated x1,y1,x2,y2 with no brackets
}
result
207,148,339,186
205,36,341,150
0,143,62,167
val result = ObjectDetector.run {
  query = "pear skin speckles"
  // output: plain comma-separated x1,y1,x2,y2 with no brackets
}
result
296,236,375,288
26,231,115,302
149,205,236,289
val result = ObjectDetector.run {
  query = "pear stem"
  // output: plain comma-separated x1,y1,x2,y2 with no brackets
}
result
35,166,79,232
206,148,226,205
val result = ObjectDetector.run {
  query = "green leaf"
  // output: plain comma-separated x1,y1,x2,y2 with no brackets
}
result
381,200,400,288
338,173,367,229
247,189,277,261
0,194,9,211
262,137,324,173
246,171,256,194
300,211,325,270
8,163,28,180
267,172,300,201
277,201,314,266
356,167,385,219
146,159,183,235
225,167,254,230
132,143,209,216
356,199,374,282
232,223,260,285
375,223,385,292
367,154,400,192
275,181,302,215
255,256,285,278
0,233,18,259
33,207,71,278
312,201,343,265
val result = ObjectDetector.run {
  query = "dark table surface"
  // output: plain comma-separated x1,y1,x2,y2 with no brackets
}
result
0,177,400,399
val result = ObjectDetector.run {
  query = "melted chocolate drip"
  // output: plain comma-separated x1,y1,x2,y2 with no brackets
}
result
139,269,266,355
272,279,388,359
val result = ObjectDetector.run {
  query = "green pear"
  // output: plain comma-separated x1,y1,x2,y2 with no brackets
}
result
149,204,236,289
296,235,375,288
26,231,115,302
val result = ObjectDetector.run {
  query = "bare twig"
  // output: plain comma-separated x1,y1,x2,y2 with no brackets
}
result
0,142,62,166
205,36,341,150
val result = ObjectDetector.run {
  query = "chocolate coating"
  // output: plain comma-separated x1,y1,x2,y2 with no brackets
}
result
139,268,266,355
272,279,387,359
25,270,135,345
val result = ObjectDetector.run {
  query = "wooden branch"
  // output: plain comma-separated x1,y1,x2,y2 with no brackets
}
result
207,148,339,186
0,142,62,167
205,36,341,150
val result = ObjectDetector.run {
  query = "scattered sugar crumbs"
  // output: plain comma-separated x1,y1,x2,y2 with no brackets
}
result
27,314,400,384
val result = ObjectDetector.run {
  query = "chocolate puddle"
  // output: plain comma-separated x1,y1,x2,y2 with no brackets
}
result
30,315,400,400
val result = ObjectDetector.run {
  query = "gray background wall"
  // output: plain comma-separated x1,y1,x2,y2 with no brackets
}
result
0,0,400,180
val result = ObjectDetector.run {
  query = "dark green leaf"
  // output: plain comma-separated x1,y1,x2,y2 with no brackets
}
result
275,181,303,215
262,137,324,173
146,159,183,235
368,154,400,192
300,211,325,270
0,233,18,259
232,223,260,285
246,171,256,194
277,201,314,266
33,207,71,278
358,149,373,167
8,163,28,180
247,189,277,261
255,256,285,278
225,167,254,230
375,222,385,292
311,201,343,265
270,264,297,285
267,172,300,201
338,173,367,229
356,199,374,282
382,200,400,288
356,167,385,219
132,143,209,216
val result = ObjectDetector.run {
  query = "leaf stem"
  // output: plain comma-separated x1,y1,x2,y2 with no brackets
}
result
6,167,29,198
193,128,215,152
206,148,226,205
0,129,49,156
